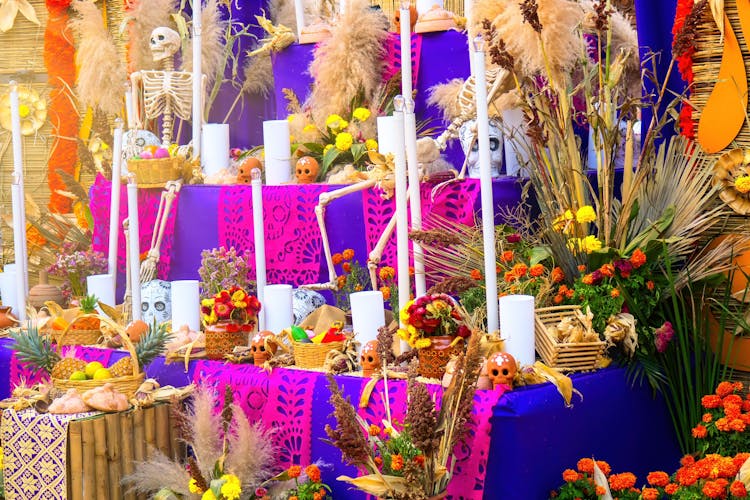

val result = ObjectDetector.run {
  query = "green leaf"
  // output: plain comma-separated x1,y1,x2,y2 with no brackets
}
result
320,147,341,178
528,246,552,266
302,142,325,155
623,205,675,255
209,478,225,499
350,143,367,164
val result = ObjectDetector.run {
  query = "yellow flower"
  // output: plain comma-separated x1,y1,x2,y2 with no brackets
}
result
365,138,378,151
326,114,345,129
201,298,215,308
575,205,596,224
397,328,409,340
202,310,218,325
415,338,432,349
188,479,202,494
335,132,354,151
353,107,371,121
564,209,574,220
566,238,580,252
287,114,296,123
18,104,30,118
581,235,602,253
303,124,317,134
323,144,334,154
220,474,242,500
289,134,295,143
201,490,216,500
400,300,414,322
231,290,247,302
736,175,750,194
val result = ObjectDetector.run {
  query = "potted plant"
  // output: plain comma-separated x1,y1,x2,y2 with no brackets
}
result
201,286,261,360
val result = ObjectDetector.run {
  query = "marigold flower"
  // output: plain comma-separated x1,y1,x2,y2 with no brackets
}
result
630,248,647,268
610,288,620,298
582,274,594,285
501,250,514,262
289,497,298,500
513,263,528,277
595,485,606,496
578,264,587,272
565,289,575,298
305,464,321,483
646,280,655,291
409,266,415,276
323,144,333,154
716,417,730,432
368,424,381,436
365,138,378,151
374,456,383,466
337,275,346,288
647,471,669,487
335,132,353,151
504,272,515,283
581,235,602,253
577,458,594,474
599,263,615,277
692,424,708,439
313,492,324,500
470,269,482,280
202,490,217,500
717,381,735,398
379,266,395,281
731,418,747,432
325,114,345,128
391,454,404,471
551,267,565,283
731,480,748,497
342,262,352,273
575,205,596,223
609,472,636,490
736,175,750,194
353,107,371,121
562,469,578,482
554,295,564,304
288,465,302,478
596,460,611,476
189,478,203,494
529,264,545,277
703,413,713,423
702,395,722,409
702,480,725,498
415,338,432,349
380,286,391,300
726,403,742,419
332,253,343,265
664,483,679,494
342,248,355,261
414,454,425,466
641,487,659,500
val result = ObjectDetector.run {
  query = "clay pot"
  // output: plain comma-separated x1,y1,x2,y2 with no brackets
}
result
205,320,255,360
251,330,277,365
417,336,463,379
29,270,65,309
0,306,18,329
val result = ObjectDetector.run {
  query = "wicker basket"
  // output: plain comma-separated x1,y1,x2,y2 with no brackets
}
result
127,156,183,188
205,321,254,360
52,317,144,397
293,340,345,369
54,313,101,346
534,305,606,372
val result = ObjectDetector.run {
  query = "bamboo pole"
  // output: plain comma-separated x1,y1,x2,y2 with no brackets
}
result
120,411,136,500
144,407,155,458
133,409,146,500
167,404,178,459
81,419,96,500
68,421,84,500
155,404,170,455
93,417,109,500
105,413,122,500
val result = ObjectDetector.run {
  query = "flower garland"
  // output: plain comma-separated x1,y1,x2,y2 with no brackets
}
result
44,0,77,213
673,0,696,139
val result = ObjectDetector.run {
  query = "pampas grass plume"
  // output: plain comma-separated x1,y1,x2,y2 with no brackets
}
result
70,1,126,116
126,0,177,72
188,387,223,480
124,451,192,497
427,79,465,121
183,0,228,86
226,404,276,489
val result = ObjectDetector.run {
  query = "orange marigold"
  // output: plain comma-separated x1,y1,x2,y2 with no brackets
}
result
665,483,679,495
565,289,575,298
577,458,594,474
551,267,565,283
724,394,743,406
305,464,321,483
374,456,383,467
610,288,620,298
702,480,725,499
342,248,355,261
380,286,391,300
513,263,528,277
414,454,425,466
743,400,750,412
692,424,707,439
734,381,745,391
504,272,515,283
703,413,713,423
730,418,747,432
726,404,742,419
596,461,611,476
599,263,615,277
609,472,636,490
702,395,722,409
313,492,324,500
581,274,594,285
630,248,647,268
379,266,395,281
470,269,482,280
732,480,748,497
646,280,655,291
337,275,346,288
642,487,659,500
288,465,302,478
553,295,564,304
595,486,606,496
562,469,578,482
391,454,404,471
342,262,352,273
734,453,750,469
578,264,587,272
717,381,735,398
716,417,730,432
408,266,415,277
647,471,670,487
529,264,545,277
289,496,298,500
332,253,343,265
501,250,514,262
368,424,381,436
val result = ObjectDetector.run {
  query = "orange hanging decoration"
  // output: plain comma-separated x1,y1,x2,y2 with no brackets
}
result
44,0,77,214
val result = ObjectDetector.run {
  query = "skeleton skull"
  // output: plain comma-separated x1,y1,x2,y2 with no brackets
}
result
150,27,181,62
141,280,171,326
486,351,517,389
360,340,381,377
250,330,277,365
295,156,319,184
237,156,262,184
459,118,504,178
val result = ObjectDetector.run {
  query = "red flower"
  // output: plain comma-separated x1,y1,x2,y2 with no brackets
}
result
214,302,233,320
562,469,578,482
691,424,707,439
717,381,735,398
702,480,724,498
630,248,646,268
641,487,659,500
702,395,722,409
288,465,302,478
731,480,748,497
506,233,522,243
647,471,670,487
646,280,655,291
414,454,425,466
342,262,352,273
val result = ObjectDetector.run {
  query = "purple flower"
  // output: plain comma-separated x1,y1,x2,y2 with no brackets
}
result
654,321,675,353
590,270,603,285
506,233,522,243
614,259,633,278
255,487,268,497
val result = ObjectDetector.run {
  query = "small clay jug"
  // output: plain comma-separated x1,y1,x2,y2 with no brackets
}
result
0,306,17,329
29,269,65,309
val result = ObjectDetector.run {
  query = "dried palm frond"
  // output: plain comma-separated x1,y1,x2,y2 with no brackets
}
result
70,1,126,116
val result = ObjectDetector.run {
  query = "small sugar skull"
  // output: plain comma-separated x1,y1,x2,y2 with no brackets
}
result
250,330,277,365
360,340,381,377
295,156,319,184
237,156,262,184
459,118,504,178
292,288,326,325
141,280,171,326
486,351,517,389
149,27,181,62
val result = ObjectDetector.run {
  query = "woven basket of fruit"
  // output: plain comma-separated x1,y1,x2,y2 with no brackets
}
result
127,156,183,188
51,295,101,346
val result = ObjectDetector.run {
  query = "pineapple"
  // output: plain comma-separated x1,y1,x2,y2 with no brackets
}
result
51,351,88,379
109,320,171,377
72,294,101,331
11,325,59,374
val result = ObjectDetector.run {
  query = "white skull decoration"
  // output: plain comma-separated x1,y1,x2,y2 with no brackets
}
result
141,280,171,326
292,288,326,325
459,118,504,178
150,27,181,62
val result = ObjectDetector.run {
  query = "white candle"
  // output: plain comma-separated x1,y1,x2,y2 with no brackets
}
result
86,274,115,313
192,0,203,158
350,290,385,346
108,120,124,285
403,100,425,297
399,4,413,101
262,120,292,185
127,179,142,321
124,82,135,130
201,123,230,176
499,295,535,366
465,0,475,76
171,280,201,332
9,82,28,296
0,271,18,317
263,284,293,334
393,99,410,349
377,116,399,155
251,168,267,330
10,183,26,322
294,0,305,39
339,0,346,16
472,37,499,334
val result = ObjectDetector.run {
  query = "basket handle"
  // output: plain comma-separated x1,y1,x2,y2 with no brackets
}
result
55,313,103,352
97,316,141,377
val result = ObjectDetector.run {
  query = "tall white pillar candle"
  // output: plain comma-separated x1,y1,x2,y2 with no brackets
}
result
124,82,135,130
11,183,26,322
108,120,124,284
9,82,28,295
399,4,413,100
472,36,499,334
86,274,115,313
350,290,385,346
294,0,305,39
171,280,201,331
263,284,293,334
262,120,292,185
499,294,535,366
404,101,425,297
127,179,142,321
0,271,18,318
377,116,399,156
393,99,410,351
201,123,230,177
251,168,267,330
192,0,203,158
